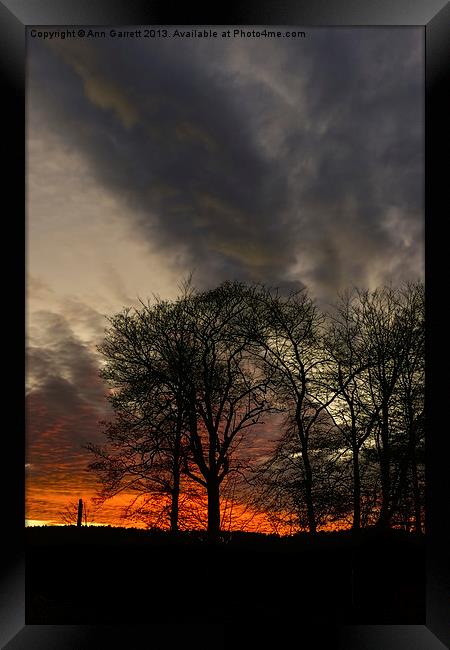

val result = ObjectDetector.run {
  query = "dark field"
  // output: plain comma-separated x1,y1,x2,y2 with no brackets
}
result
26,527,425,624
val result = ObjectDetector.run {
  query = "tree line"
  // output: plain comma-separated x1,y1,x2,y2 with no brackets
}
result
86,279,424,539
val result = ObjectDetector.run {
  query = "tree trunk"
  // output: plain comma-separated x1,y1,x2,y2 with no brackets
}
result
408,420,423,535
301,448,317,534
411,452,422,534
295,412,317,534
388,448,410,525
377,405,391,528
170,472,180,533
207,478,221,541
170,429,182,533
377,455,391,528
352,447,361,531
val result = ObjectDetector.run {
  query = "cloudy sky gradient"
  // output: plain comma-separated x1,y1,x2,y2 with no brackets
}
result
26,27,424,526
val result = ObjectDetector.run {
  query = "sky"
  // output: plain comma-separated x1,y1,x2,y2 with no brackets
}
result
26,27,424,528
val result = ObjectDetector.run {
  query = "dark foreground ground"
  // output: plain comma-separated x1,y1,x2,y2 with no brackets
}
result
26,527,425,624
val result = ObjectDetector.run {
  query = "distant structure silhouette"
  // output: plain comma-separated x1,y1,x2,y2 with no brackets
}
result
77,499,83,528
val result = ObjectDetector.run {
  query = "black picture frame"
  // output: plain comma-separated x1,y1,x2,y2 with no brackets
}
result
2,1,448,648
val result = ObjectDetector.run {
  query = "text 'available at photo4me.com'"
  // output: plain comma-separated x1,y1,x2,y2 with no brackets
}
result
29,26,308,41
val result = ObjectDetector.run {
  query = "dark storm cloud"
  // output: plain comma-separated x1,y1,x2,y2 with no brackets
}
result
28,37,293,287
27,311,106,405
28,28,423,299
26,311,111,490
275,29,424,294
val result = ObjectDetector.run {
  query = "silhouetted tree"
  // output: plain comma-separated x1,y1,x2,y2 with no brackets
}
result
325,291,382,530
383,282,424,532
246,285,337,534
249,282,425,534
179,281,274,540
86,293,194,532
325,282,425,530
88,281,273,540
87,278,424,536
250,408,348,533
352,284,424,529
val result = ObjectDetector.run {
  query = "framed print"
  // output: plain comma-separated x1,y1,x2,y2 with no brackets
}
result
1,1,448,648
